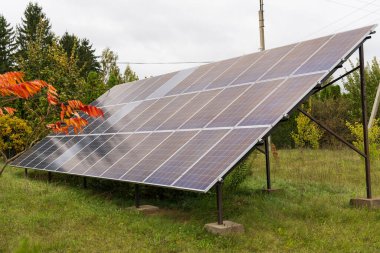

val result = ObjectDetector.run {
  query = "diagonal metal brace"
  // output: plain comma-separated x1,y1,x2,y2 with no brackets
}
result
297,108,366,158
256,147,265,154
313,66,360,94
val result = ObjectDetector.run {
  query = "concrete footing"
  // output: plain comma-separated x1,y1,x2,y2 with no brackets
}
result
136,205,159,214
204,221,244,235
350,198,380,208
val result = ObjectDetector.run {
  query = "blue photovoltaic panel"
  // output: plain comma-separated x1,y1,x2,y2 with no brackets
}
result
11,25,376,192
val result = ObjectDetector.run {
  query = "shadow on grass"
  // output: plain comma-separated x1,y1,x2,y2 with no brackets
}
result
11,167,289,225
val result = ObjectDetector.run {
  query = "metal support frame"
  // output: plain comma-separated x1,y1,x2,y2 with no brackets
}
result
24,168,28,177
83,177,87,189
313,66,360,94
135,184,140,208
216,181,223,225
359,45,372,199
48,172,52,183
264,137,272,190
298,44,372,199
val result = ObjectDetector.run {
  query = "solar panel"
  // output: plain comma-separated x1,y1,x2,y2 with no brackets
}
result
11,25,376,192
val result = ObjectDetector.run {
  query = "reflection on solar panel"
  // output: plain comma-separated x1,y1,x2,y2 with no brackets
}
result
11,25,376,192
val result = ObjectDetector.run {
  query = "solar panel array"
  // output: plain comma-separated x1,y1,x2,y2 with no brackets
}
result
11,25,376,192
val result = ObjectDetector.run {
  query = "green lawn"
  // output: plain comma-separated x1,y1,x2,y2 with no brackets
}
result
1,149,380,252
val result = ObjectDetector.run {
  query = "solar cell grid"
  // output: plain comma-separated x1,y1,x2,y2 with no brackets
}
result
112,76,162,105
239,73,325,126
90,102,141,134
99,133,150,179
98,79,147,106
138,93,197,131
45,135,96,171
93,81,141,107
82,105,124,134
100,132,171,179
166,64,215,96
158,89,221,130
208,79,283,128
85,133,149,177
23,137,71,168
105,100,156,133
173,127,268,191
69,134,130,174
231,44,296,85
145,129,229,186
13,138,51,166
207,51,265,89
295,26,373,74
36,137,84,169
120,97,175,132
184,57,239,93
121,131,197,182
56,135,113,172
262,35,332,80
180,85,250,129
133,72,177,102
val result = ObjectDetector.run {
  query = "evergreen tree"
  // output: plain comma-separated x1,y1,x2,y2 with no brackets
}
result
0,15,16,73
123,65,139,83
60,33,100,78
77,38,100,76
16,2,54,59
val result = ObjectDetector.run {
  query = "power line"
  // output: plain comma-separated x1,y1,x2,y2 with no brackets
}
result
303,0,379,40
116,61,213,65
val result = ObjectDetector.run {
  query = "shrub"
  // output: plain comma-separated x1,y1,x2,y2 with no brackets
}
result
0,115,32,159
224,151,256,191
346,119,380,160
291,106,323,149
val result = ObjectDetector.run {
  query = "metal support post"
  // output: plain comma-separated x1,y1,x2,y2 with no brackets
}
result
48,172,52,183
264,137,271,190
135,184,140,208
216,181,223,225
24,168,28,178
359,45,372,199
83,177,87,188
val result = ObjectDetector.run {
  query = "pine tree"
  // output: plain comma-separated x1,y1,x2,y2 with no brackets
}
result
77,38,100,76
123,65,139,83
60,33,100,78
0,15,16,73
16,2,54,59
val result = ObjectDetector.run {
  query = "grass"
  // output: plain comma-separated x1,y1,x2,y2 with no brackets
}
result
1,148,380,252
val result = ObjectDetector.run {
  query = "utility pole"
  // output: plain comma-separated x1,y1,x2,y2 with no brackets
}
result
259,0,271,152
369,82,380,129
259,0,265,51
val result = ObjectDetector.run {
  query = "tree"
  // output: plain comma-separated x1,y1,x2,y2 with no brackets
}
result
17,20,85,101
0,15,16,73
343,57,380,121
101,47,121,85
60,33,100,78
0,71,104,174
16,2,54,59
77,38,100,77
123,65,139,83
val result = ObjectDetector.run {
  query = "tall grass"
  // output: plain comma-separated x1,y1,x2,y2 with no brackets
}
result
1,149,379,252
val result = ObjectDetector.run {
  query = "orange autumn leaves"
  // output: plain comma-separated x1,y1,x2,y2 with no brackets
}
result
0,72,104,134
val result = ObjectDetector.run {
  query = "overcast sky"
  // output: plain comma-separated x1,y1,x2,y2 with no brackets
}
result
1,0,380,78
